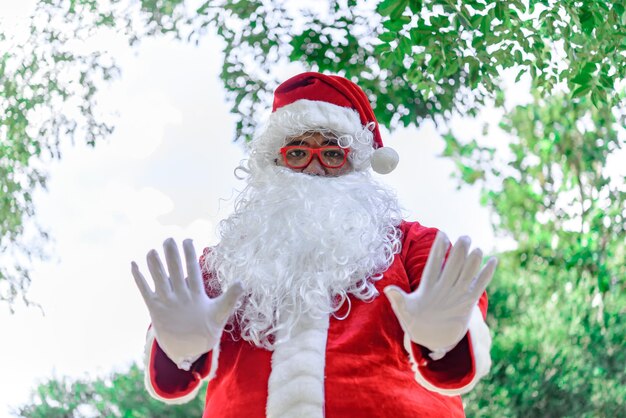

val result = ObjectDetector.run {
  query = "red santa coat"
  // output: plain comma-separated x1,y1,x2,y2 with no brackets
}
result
144,221,492,417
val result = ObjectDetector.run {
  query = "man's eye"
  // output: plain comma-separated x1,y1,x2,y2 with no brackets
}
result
323,150,344,158
287,149,307,158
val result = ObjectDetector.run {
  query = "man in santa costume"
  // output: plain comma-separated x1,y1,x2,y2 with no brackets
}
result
132,72,497,417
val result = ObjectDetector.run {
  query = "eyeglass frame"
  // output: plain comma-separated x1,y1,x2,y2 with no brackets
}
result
279,145,351,169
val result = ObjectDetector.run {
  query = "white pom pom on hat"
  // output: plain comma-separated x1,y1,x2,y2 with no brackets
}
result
269,72,399,174
371,147,400,175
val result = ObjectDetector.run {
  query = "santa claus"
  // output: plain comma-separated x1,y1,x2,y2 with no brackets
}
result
132,72,497,418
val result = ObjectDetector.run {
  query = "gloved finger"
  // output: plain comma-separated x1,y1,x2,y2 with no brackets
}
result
440,236,471,290
420,232,449,292
383,285,410,314
147,249,172,298
469,257,497,299
453,298,479,315
213,282,244,325
131,261,154,303
164,238,188,296
455,247,483,288
183,239,204,295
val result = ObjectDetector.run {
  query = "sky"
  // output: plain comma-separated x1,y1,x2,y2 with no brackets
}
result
0,2,512,416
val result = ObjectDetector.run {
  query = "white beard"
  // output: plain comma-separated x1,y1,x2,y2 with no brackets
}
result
204,166,403,349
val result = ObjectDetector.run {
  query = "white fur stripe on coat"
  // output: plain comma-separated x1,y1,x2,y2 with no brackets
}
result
405,305,492,396
266,313,330,418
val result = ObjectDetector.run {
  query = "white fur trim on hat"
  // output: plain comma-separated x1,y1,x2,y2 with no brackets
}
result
371,147,399,174
273,99,362,135
404,305,492,396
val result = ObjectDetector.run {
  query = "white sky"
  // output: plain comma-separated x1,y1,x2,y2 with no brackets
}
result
0,2,525,416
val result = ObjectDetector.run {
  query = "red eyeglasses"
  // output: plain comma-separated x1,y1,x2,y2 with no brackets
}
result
279,146,350,169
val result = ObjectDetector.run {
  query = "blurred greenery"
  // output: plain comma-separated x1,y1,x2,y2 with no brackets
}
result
4,0,625,416
0,1,118,306
199,0,626,143
14,364,206,417
456,95,626,416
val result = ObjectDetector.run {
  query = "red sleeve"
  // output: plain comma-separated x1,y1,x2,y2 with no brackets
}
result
144,247,221,403
399,221,492,395
145,330,214,402
400,221,440,292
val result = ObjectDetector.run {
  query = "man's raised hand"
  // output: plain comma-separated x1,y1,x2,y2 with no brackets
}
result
132,238,243,370
384,232,496,360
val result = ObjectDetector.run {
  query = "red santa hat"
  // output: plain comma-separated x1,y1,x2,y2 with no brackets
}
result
267,72,399,174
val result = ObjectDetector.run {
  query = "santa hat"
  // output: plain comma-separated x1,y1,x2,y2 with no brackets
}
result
266,72,399,174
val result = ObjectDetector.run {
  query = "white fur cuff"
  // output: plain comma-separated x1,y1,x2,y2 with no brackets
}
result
143,327,221,404
406,306,492,396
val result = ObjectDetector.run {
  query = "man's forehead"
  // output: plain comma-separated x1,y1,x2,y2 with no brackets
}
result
284,131,340,145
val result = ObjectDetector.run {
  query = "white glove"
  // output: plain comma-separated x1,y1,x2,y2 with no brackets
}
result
384,232,497,360
132,238,243,370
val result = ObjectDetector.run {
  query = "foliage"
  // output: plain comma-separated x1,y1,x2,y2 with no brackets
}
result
3,0,626,306
450,95,626,416
0,3,119,306
172,0,626,142
15,364,206,417
94,0,626,143
464,252,626,417
445,94,625,293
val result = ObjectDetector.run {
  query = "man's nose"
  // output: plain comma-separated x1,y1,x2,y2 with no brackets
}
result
302,155,326,176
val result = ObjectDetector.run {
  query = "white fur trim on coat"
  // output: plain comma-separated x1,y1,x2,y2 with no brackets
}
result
266,313,330,418
143,327,221,404
405,305,492,396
